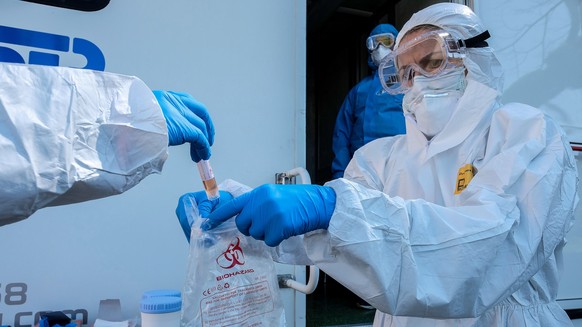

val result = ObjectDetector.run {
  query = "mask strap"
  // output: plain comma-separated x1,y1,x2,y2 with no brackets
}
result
462,30,491,48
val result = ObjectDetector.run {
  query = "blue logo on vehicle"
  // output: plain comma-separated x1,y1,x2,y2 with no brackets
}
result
0,25,105,71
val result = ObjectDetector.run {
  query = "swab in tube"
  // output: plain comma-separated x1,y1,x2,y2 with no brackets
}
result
197,159,220,200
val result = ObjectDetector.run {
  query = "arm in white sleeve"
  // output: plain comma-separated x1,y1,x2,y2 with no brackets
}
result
0,63,168,226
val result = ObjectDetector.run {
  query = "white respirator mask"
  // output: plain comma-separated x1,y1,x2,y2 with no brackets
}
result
403,67,466,139
371,45,392,67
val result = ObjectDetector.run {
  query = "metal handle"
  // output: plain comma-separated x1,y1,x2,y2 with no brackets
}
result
278,265,320,294
275,167,320,294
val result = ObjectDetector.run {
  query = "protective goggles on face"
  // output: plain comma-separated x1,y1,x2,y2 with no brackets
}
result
366,33,395,51
378,29,490,94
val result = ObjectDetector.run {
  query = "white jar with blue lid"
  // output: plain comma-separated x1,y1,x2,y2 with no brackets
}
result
140,296,181,327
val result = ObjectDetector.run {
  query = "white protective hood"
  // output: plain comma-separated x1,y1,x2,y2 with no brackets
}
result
396,2,504,93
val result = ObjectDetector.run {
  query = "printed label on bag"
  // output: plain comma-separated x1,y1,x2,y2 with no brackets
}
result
200,280,275,326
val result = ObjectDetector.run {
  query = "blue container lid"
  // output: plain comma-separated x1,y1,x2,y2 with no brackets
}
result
140,296,182,313
142,289,181,299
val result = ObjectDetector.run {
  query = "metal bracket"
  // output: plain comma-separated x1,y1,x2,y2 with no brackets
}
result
273,168,319,295
275,172,296,185
277,274,296,288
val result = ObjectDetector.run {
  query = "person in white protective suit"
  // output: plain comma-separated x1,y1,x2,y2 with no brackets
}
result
0,62,215,227
178,3,579,326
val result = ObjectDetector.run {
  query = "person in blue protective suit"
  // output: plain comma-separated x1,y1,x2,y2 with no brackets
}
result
178,3,579,326
0,62,214,226
332,23,406,179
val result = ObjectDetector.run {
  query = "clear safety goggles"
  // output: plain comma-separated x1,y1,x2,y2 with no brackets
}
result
366,33,395,51
379,29,490,94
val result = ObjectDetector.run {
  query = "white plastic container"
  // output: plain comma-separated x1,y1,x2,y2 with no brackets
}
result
140,296,181,327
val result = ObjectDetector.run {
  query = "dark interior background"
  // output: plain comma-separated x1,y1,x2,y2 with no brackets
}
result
306,0,401,185
306,0,448,185
304,3,403,324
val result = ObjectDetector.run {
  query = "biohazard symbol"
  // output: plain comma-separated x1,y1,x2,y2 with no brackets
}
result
216,237,245,269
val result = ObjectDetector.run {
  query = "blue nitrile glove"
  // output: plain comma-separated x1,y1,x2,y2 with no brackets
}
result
153,90,215,162
204,184,336,247
176,190,234,242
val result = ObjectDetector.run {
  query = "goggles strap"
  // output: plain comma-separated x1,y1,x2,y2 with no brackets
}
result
462,30,491,48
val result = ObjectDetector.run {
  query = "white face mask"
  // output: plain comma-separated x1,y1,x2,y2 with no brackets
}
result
371,45,392,66
403,67,466,139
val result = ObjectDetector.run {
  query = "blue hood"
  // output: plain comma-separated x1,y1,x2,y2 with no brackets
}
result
367,23,399,70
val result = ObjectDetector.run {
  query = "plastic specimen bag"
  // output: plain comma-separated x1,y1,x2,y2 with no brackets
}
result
181,181,286,327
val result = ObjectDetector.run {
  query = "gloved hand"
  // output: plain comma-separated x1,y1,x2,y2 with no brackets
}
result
204,184,336,247
153,90,215,162
176,190,234,242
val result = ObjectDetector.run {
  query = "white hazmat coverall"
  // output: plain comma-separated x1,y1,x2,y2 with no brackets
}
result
0,63,168,226
268,3,579,326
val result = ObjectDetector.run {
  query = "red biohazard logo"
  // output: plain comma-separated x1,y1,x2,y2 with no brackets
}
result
216,237,245,269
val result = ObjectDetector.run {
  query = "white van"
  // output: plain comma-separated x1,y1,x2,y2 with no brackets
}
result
0,0,580,326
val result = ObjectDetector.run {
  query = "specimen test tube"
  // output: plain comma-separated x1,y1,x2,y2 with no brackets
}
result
196,159,219,200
